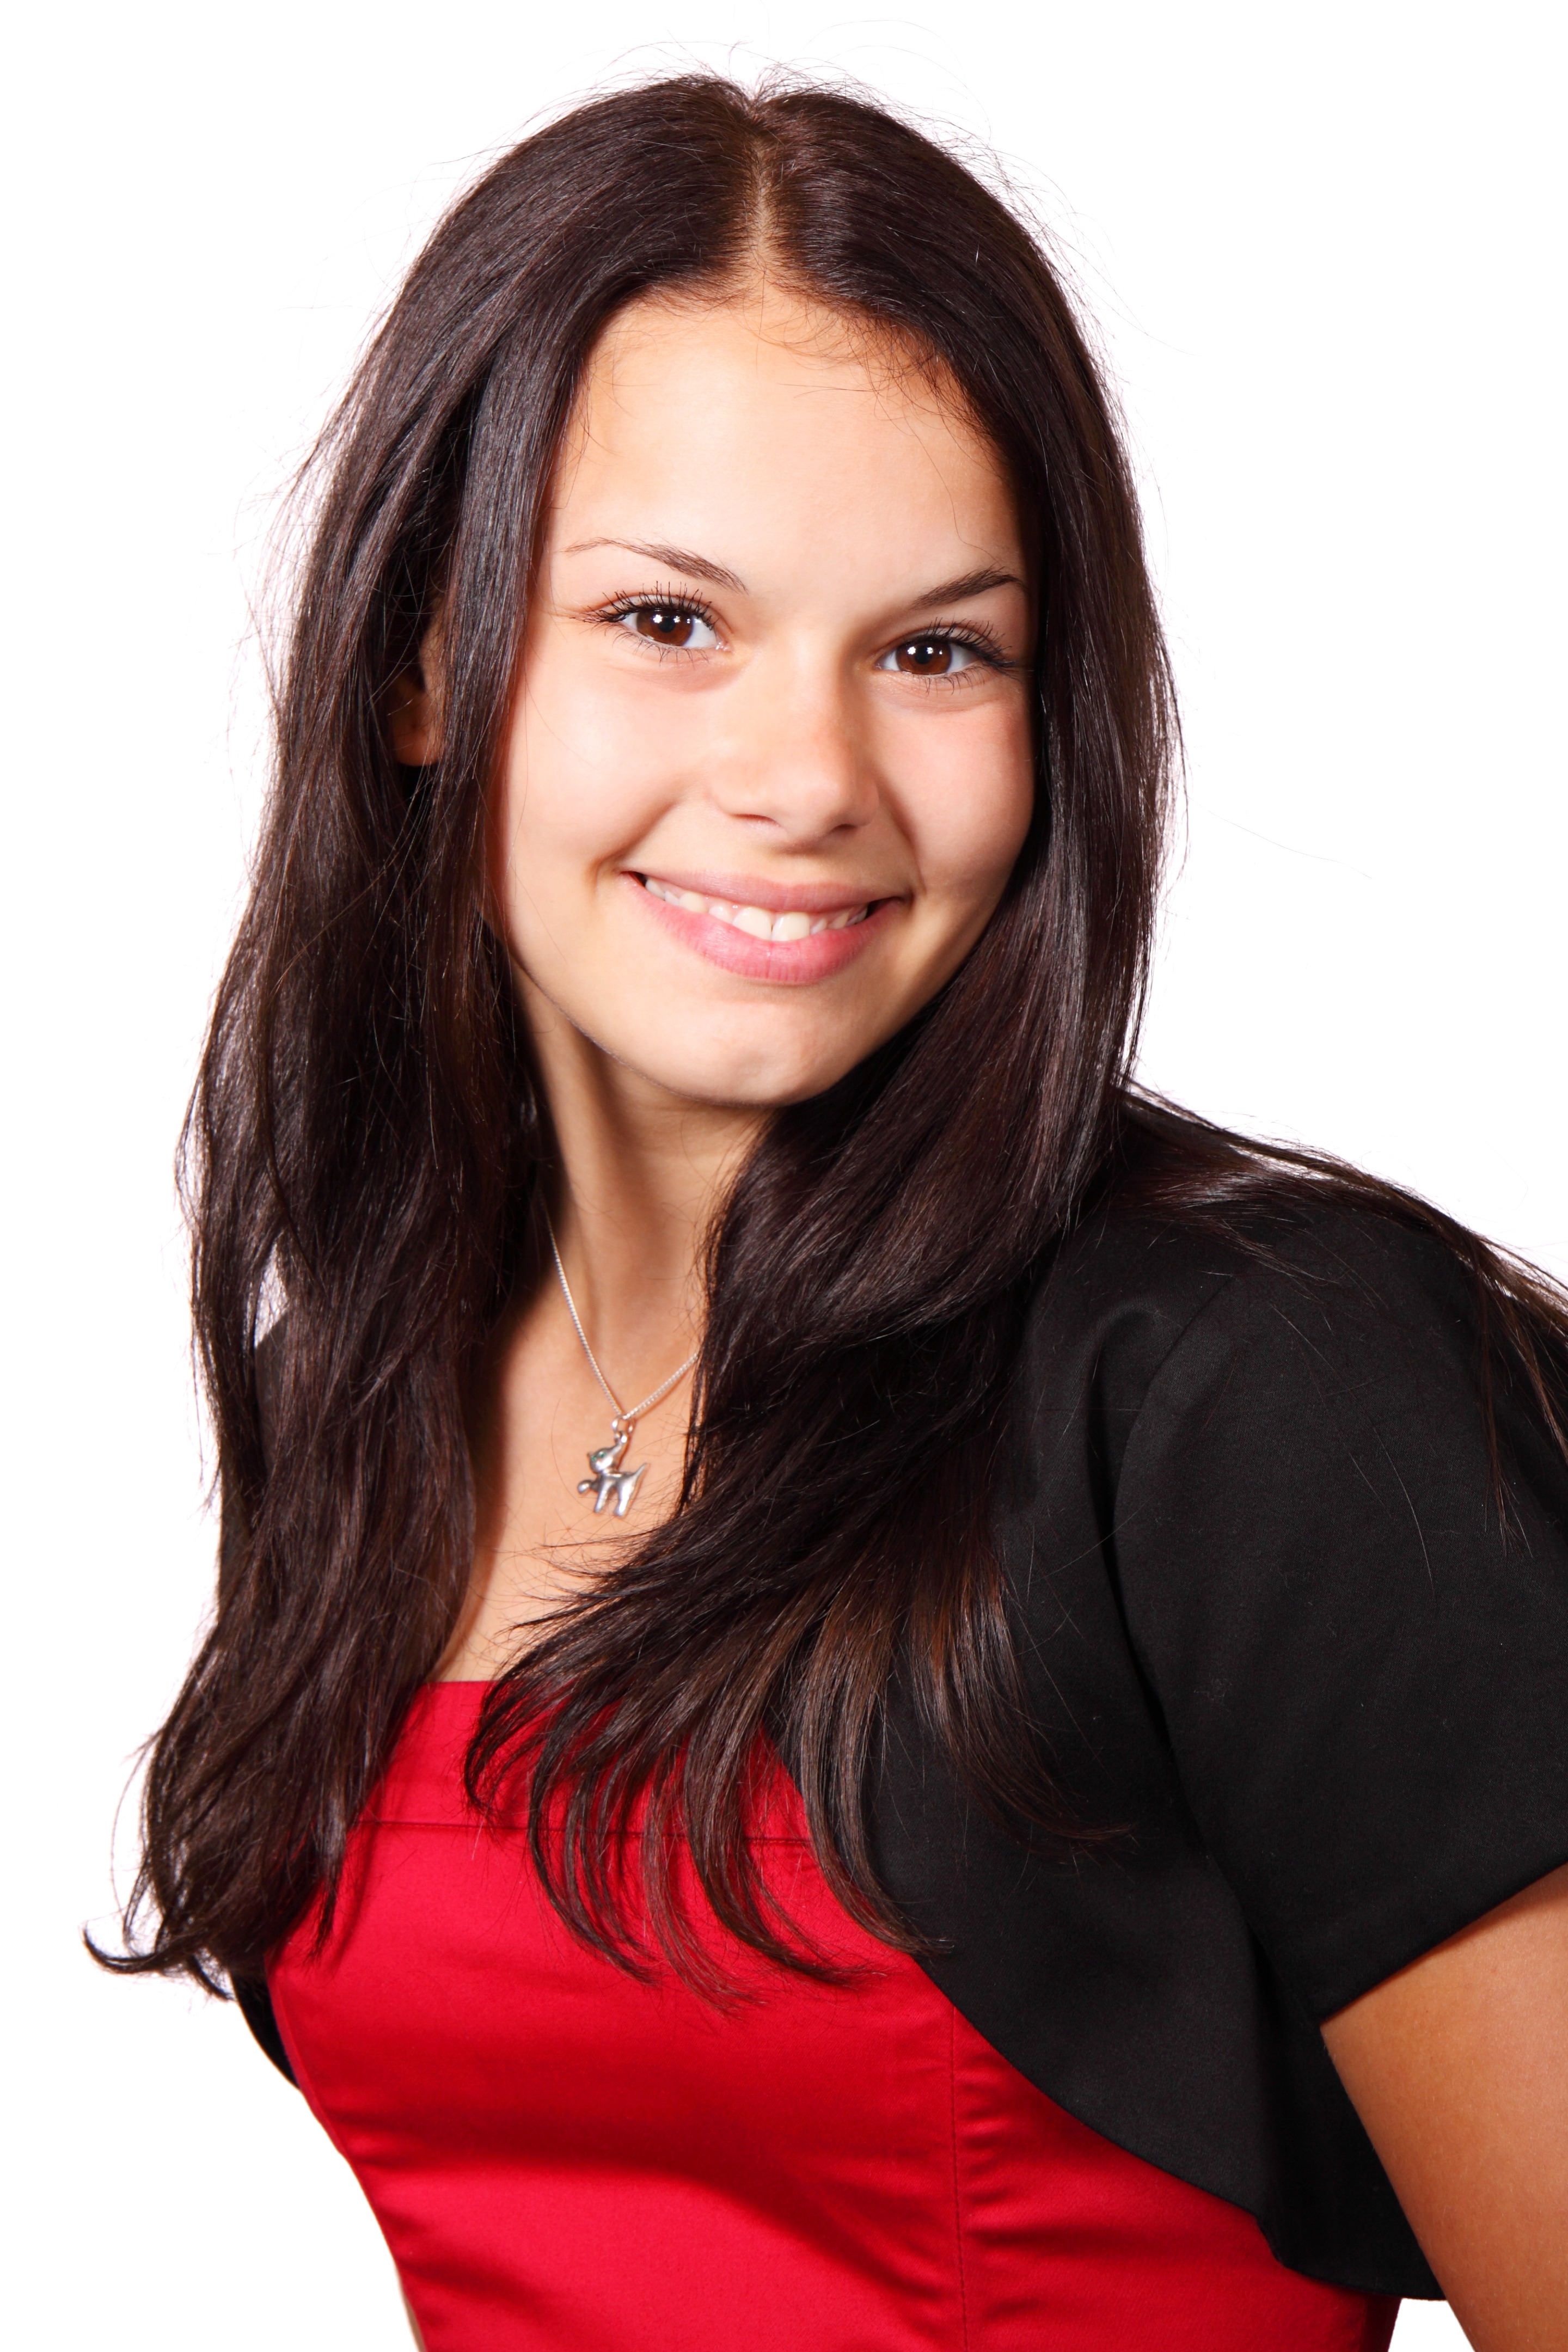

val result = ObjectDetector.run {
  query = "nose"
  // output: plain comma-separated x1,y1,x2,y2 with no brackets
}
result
706,649,881,846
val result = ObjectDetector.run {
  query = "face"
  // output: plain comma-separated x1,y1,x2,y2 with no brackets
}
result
470,289,1034,1109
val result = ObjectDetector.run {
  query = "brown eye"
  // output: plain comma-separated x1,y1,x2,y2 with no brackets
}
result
612,602,720,652
894,636,954,674
879,633,987,677
635,607,696,647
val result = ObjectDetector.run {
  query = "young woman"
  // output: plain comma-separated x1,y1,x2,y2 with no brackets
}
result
102,75,1568,2351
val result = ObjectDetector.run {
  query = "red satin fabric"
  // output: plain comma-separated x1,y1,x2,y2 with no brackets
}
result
270,1683,1399,2350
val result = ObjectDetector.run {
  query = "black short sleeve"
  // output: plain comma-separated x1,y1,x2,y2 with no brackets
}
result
1112,1211,1568,2019
232,1973,297,2084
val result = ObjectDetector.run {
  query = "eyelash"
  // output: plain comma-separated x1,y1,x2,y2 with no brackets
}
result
908,620,1009,676
595,586,721,649
592,591,1012,682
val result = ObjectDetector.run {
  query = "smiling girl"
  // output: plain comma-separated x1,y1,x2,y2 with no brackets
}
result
104,75,1568,2352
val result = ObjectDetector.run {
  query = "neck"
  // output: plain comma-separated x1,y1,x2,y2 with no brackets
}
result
524,979,764,1374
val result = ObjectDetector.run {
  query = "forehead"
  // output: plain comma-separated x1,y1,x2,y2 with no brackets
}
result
548,287,1022,580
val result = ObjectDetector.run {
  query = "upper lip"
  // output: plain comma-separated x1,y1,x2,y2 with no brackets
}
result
629,868,897,915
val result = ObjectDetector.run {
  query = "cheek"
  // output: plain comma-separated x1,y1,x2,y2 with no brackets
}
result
492,655,672,892
901,705,1036,904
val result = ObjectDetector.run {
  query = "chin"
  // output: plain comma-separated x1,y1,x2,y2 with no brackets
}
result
636,1026,877,1112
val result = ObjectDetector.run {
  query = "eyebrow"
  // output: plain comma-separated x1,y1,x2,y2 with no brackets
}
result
561,542,1026,612
562,538,749,591
910,566,1026,608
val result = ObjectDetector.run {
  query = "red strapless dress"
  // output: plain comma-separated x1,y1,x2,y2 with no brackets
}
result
268,1683,1400,2350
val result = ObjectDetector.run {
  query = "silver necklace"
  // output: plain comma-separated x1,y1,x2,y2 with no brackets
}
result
544,1210,699,1519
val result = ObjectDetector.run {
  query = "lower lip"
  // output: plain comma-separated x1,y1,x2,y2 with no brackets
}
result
625,875,897,984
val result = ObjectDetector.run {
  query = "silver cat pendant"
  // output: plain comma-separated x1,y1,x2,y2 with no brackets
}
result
577,1425,648,1518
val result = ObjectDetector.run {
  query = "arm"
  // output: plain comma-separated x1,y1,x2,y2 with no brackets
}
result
1322,1860,1568,2351
1106,1212,1568,2304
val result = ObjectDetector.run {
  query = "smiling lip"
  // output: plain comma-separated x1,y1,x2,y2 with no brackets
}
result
626,868,899,984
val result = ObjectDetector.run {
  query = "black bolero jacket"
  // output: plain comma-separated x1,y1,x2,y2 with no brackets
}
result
237,1200,1568,2298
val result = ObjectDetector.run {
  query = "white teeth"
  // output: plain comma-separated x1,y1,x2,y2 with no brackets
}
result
641,877,871,941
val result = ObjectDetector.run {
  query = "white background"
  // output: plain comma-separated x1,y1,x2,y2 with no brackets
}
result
7,3,1561,2344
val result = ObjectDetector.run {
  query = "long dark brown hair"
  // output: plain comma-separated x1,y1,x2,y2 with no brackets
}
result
99,73,1568,1996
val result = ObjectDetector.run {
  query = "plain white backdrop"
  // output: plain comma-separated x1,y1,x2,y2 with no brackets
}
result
6,4,1561,2344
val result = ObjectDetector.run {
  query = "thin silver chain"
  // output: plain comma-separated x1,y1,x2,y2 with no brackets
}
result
543,1207,700,1435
